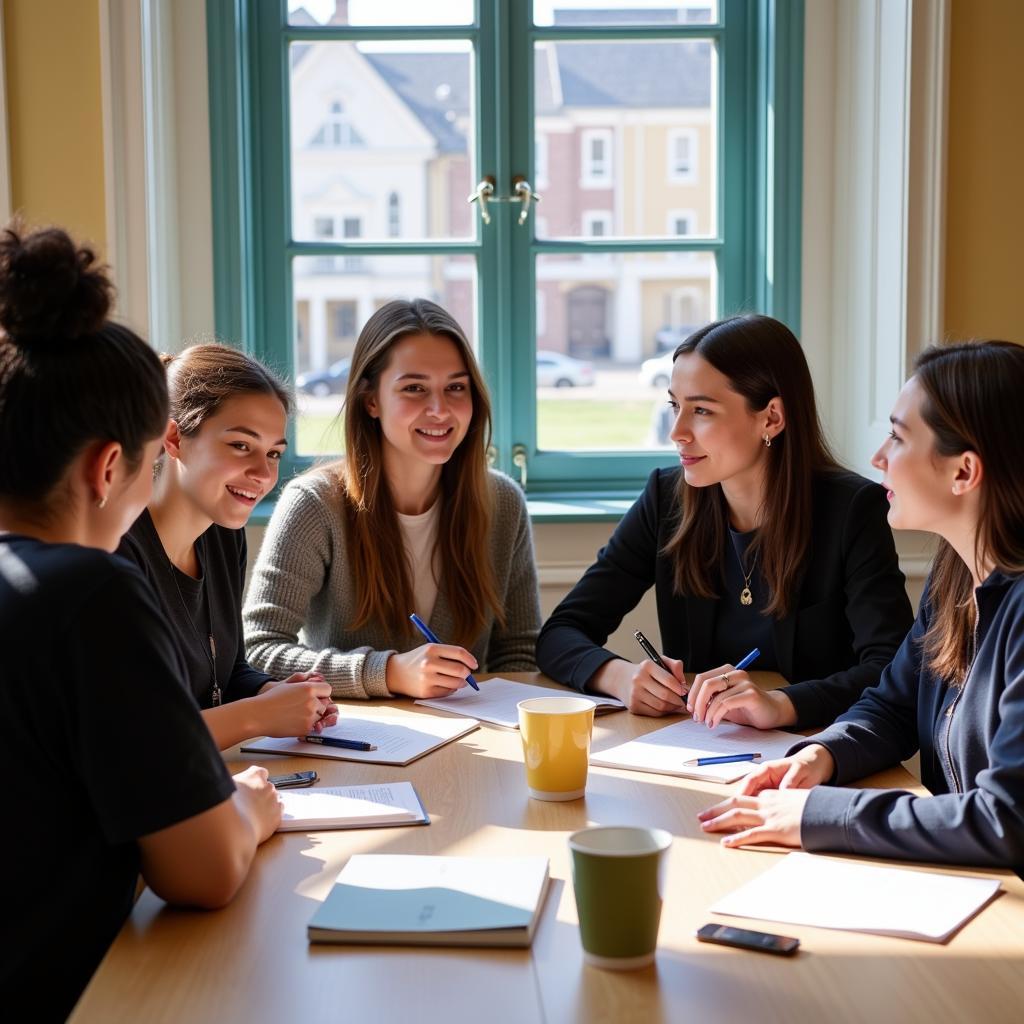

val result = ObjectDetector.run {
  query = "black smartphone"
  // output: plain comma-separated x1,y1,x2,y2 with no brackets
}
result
696,923,800,956
269,770,318,789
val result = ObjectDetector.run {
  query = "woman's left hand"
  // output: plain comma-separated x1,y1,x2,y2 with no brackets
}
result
268,672,338,731
687,664,797,730
697,789,810,849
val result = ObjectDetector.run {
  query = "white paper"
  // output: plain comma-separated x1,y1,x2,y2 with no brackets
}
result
711,852,1001,942
242,711,478,765
415,676,624,729
278,781,424,831
589,718,796,782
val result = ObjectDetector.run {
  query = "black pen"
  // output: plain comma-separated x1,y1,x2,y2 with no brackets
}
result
303,735,377,751
634,629,669,670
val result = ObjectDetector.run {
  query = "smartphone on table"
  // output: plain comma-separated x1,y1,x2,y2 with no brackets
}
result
696,923,800,956
268,770,318,789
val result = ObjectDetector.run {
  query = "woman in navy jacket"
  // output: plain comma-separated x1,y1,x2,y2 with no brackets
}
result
700,340,1024,869
536,315,913,731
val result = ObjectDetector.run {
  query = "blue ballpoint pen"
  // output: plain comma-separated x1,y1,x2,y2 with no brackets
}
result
733,647,760,672
683,752,762,767
409,613,480,691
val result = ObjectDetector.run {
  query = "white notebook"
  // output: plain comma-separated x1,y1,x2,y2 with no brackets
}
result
590,717,796,782
278,781,428,832
242,711,479,766
415,676,625,729
711,852,1002,943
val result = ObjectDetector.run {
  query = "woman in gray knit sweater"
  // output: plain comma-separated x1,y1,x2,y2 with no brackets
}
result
243,300,540,700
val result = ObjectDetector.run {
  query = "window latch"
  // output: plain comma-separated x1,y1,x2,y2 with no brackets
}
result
512,444,528,491
467,176,496,224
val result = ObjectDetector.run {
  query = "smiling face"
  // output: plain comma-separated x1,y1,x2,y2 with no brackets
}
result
871,376,964,532
667,352,778,490
171,391,288,529
365,332,473,472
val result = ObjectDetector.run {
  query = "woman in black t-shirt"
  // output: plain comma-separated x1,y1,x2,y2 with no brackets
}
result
119,344,337,750
0,224,282,1020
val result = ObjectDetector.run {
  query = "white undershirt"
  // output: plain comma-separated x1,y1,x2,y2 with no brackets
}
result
396,498,441,625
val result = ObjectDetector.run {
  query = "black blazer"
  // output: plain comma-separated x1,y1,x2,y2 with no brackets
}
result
536,468,915,729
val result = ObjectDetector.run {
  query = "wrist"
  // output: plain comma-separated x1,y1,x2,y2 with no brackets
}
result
384,655,406,697
765,688,798,727
589,659,625,700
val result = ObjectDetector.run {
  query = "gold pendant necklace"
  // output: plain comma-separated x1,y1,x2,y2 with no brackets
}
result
729,529,757,606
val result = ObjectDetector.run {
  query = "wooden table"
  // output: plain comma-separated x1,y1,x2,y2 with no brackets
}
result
72,674,1024,1023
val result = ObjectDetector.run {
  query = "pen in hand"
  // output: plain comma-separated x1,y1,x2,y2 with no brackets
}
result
634,629,686,704
408,613,480,691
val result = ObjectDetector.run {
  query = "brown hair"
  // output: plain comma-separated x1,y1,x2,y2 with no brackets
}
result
662,314,841,617
0,222,167,513
330,298,502,644
913,341,1024,682
162,343,292,438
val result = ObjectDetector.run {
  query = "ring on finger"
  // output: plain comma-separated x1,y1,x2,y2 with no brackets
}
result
720,673,731,685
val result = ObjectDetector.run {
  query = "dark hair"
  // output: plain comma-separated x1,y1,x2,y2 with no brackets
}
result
662,314,841,617
330,298,503,645
913,341,1024,682
0,223,168,510
162,343,292,438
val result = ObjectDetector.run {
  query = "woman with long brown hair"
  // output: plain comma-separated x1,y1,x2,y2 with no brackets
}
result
537,314,913,730
699,340,1024,866
244,299,540,699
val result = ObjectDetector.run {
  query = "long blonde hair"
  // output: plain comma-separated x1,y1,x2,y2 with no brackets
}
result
331,299,503,644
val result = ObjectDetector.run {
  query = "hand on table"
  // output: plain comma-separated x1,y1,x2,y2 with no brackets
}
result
232,765,283,842
253,674,335,738
592,656,687,716
386,643,476,698
687,663,797,729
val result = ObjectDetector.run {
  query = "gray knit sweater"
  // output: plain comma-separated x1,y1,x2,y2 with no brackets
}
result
243,468,541,699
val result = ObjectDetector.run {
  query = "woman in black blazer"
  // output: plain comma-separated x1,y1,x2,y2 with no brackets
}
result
536,315,914,732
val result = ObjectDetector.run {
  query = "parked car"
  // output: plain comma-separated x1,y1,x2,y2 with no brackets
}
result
653,324,698,352
638,352,674,389
296,358,351,397
536,350,595,388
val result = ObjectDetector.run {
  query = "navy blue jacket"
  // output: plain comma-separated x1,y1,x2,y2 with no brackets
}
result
798,570,1024,871
536,467,913,729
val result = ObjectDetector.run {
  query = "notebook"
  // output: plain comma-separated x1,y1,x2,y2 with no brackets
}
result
241,710,479,766
589,717,797,782
308,854,551,947
415,676,625,729
711,852,1002,943
277,781,428,832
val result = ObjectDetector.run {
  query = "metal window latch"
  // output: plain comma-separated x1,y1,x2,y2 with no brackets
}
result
512,177,541,225
486,444,497,467
512,444,528,490
467,177,496,224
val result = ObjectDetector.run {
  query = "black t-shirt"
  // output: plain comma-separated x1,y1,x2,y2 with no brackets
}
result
119,510,272,709
0,536,235,1021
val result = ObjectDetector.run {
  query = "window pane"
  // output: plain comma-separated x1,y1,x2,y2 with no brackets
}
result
534,39,716,239
533,2,717,28
535,251,715,451
289,1,475,27
290,40,474,241
292,253,477,455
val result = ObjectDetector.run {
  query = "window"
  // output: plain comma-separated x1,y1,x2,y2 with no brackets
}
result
667,128,699,184
580,129,613,188
210,1,803,498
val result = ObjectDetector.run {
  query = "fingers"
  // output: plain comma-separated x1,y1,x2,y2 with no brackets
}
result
720,825,781,849
705,684,760,729
737,763,783,796
423,643,479,672
687,664,734,721
696,794,759,824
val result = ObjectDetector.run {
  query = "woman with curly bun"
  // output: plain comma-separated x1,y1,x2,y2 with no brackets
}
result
0,225,281,1019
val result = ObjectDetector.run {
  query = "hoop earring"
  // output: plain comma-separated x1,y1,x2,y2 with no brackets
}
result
763,434,771,449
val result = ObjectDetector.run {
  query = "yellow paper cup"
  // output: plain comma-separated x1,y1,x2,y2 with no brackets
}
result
517,696,596,801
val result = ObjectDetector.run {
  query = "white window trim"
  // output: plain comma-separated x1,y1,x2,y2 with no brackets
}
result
801,0,949,480
580,128,613,189
666,127,698,185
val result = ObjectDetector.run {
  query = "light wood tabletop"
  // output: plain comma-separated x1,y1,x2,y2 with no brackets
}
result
71,673,1024,1024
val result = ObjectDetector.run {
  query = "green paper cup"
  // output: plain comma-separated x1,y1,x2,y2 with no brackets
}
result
569,826,672,969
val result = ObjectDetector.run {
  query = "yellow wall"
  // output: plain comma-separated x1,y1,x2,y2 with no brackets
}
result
3,0,106,252
944,0,1024,342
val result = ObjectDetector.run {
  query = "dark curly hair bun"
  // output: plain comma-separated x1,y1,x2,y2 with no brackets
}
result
0,224,113,346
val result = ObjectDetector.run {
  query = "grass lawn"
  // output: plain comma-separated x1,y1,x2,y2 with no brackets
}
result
294,399,658,456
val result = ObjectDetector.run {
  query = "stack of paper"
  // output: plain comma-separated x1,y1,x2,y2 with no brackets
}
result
711,852,1002,942
308,855,551,947
590,718,796,782
415,676,624,728
277,781,428,832
241,710,479,766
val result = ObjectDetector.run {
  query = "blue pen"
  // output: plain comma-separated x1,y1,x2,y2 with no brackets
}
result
409,613,480,691
734,647,760,672
683,752,761,767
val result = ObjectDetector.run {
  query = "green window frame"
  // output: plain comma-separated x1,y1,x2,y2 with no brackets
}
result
206,0,803,508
